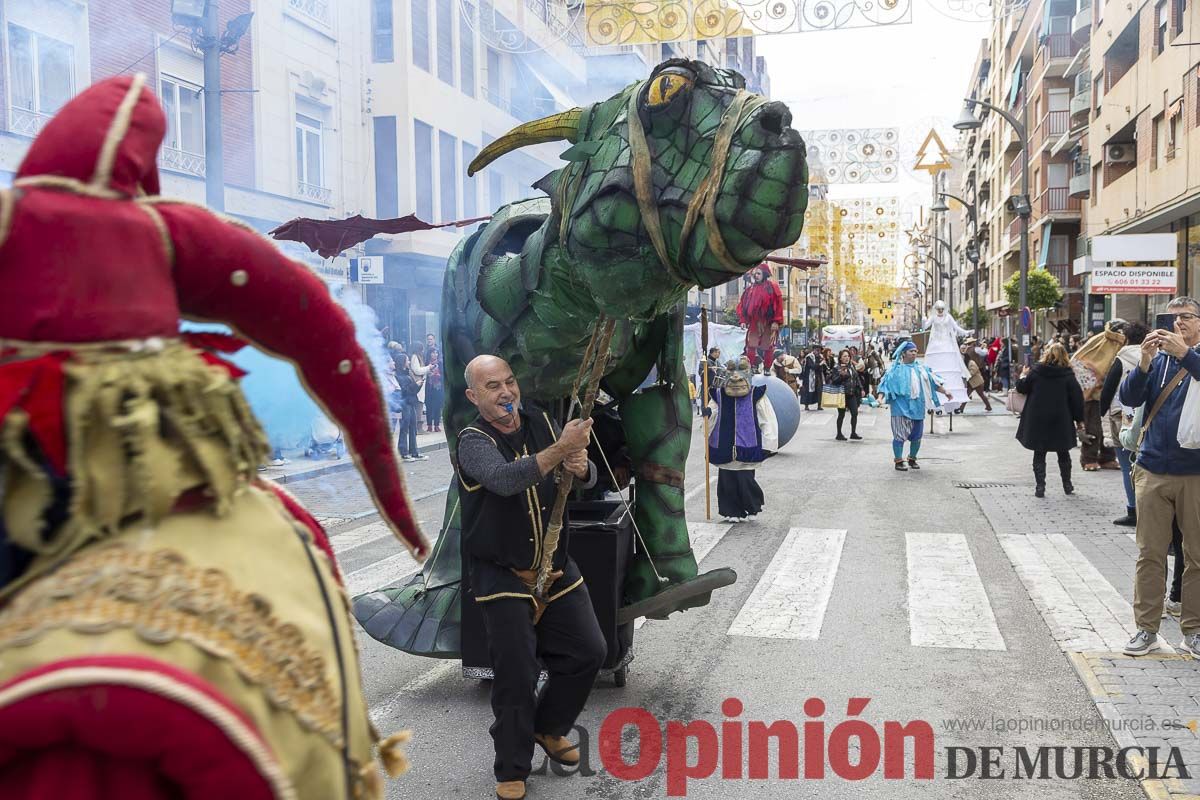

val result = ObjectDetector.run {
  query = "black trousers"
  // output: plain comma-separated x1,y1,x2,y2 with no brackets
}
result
717,468,764,518
1081,399,1115,464
480,586,607,782
836,394,861,435
1171,519,1185,603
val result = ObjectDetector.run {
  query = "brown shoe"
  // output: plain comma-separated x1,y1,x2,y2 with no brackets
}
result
534,733,580,766
496,780,526,799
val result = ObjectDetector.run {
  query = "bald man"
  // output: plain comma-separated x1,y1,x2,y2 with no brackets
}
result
456,355,607,800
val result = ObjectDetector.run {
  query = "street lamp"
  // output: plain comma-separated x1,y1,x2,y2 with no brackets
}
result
955,97,1032,366
937,190,982,333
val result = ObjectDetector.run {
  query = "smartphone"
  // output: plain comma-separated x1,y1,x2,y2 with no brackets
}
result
1155,312,1176,332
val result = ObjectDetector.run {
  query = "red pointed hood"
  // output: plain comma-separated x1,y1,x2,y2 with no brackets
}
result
16,74,164,196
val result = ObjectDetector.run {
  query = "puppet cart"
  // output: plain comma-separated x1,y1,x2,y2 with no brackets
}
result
461,499,636,687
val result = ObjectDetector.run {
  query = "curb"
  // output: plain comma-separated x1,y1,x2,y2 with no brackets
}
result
263,438,449,485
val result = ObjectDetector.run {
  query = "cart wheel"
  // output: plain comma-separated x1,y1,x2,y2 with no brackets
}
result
614,665,628,688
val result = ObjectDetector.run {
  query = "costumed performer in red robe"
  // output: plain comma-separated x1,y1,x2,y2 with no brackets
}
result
736,262,784,370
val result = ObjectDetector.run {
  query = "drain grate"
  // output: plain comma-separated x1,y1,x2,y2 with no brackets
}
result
955,481,1016,489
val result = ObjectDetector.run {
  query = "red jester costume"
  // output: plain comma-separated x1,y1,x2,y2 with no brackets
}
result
0,76,428,799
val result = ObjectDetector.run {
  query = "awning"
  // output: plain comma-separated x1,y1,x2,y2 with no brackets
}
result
1009,64,1023,108
1170,96,1184,119
1037,223,1053,268
986,298,1010,311
1049,129,1079,157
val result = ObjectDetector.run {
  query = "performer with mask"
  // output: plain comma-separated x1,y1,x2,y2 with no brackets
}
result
800,343,826,411
736,263,784,371
455,355,606,800
880,341,952,471
707,358,778,521
922,300,971,412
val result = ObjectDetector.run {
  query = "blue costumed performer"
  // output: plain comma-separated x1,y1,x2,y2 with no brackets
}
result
707,358,778,521
879,341,952,471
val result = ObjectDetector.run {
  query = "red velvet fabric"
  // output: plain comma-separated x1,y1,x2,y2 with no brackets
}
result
0,655,279,800
0,75,427,559
736,264,785,329
0,353,67,474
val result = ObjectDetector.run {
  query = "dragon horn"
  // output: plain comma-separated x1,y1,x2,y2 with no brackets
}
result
467,107,583,176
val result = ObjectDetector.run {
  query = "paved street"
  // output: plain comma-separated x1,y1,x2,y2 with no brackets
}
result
283,400,1197,799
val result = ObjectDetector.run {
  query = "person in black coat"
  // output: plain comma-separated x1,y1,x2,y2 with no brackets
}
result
1015,342,1087,497
829,349,865,441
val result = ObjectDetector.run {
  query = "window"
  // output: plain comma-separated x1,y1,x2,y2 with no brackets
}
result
372,0,394,62
295,112,324,188
412,0,430,71
1153,113,1165,169
462,142,478,218
439,131,457,221
1157,0,1169,54
1094,74,1103,115
414,120,434,220
460,2,476,97
1169,113,1179,158
486,47,502,106
7,24,73,117
1175,0,1186,35
160,75,204,155
374,117,399,217
436,0,454,86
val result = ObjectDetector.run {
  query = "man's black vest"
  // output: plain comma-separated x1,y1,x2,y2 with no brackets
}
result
457,405,580,603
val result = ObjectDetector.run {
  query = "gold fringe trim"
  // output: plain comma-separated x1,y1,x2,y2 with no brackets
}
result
0,342,270,598
137,201,175,267
91,73,147,191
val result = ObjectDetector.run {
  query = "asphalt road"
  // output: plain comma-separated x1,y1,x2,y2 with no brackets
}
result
287,402,1151,800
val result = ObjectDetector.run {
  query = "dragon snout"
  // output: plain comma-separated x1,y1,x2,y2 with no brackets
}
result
757,101,792,137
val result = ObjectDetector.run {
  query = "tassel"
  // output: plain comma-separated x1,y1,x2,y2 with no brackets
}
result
379,730,413,777
357,762,385,800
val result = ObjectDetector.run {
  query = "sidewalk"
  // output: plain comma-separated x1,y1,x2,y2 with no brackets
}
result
972,470,1200,798
257,429,449,485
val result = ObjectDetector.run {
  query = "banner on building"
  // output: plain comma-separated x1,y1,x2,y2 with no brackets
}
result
583,0,912,47
1090,266,1178,295
799,128,900,184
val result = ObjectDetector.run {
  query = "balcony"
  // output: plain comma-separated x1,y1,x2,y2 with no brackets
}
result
1040,187,1081,215
1069,86,1091,119
1069,156,1090,198
1045,263,1071,286
1007,216,1023,248
8,106,52,137
297,181,333,205
160,146,206,177
1009,154,1023,189
1071,4,1092,41
288,0,331,26
1034,33,1080,79
1036,110,1069,151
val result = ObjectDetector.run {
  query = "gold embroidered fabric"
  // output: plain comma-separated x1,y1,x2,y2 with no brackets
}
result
0,543,345,748
0,340,270,599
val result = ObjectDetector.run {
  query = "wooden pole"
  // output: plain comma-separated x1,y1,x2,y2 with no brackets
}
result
701,306,712,521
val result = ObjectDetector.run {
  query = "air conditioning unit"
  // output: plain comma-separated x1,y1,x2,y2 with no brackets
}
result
1105,143,1135,164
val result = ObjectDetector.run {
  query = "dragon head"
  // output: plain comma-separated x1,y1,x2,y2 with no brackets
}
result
469,59,807,299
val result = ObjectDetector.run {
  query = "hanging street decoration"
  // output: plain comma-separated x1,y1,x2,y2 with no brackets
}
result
912,128,953,174
798,127,900,184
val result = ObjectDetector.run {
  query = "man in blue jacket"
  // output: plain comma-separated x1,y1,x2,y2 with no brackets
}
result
1120,297,1200,657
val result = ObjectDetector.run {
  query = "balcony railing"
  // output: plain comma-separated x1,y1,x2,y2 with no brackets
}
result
9,106,52,137
1045,263,1071,286
1071,4,1092,41
1043,33,1075,60
288,0,331,26
1041,187,1081,214
1009,154,1023,188
297,181,333,205
1044,110,1069,137
1007,216,1022,247
159,146,206,177
1069,87,1091,117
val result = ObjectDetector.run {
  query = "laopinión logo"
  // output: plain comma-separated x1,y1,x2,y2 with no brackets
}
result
535,698,1191,797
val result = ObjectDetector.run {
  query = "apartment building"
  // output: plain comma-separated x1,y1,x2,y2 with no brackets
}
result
955,0,1090,336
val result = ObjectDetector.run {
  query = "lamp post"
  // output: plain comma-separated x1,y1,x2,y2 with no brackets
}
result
955,97,1031,366
932,190,982,333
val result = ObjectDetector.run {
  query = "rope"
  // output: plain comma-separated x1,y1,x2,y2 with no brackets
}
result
587,428,668,585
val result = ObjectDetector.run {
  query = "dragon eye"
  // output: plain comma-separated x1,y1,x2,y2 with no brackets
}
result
646,72,693,107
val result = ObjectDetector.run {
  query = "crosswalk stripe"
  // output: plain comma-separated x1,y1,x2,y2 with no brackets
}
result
801,412,834,426
998,533,1137,653
727,527,845,640
345,553,420,596
637,519,734,631
333,521,407,555
906,533,1006,650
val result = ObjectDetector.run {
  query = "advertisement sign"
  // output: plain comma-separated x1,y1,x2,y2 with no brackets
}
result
1090,266,1177,295
351,256,384,284
1091,233,1177,262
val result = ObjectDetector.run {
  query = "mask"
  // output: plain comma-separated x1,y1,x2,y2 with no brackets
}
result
723,358,752,397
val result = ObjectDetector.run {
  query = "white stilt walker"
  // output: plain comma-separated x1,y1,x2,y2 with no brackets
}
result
922,301,970,410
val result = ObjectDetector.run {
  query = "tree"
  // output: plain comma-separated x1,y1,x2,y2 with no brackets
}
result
952,304,991,333
1003,268,1062,311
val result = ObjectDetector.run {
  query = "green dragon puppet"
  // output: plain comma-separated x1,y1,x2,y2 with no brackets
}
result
354,59,808,657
